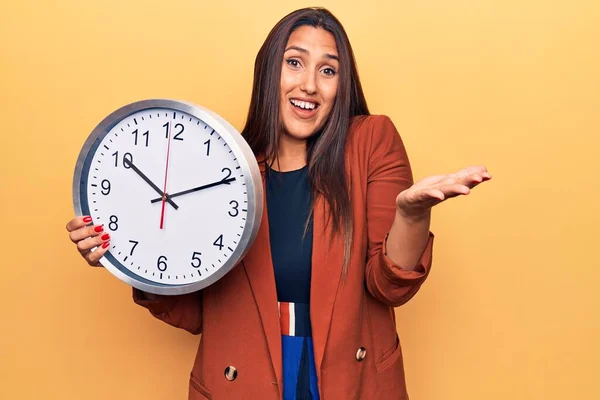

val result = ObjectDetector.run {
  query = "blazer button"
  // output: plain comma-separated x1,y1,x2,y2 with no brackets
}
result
224,366,238,381
356,347,367,361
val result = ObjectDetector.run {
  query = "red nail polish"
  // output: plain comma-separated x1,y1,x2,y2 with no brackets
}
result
101,233,110,241
83,216,92,223
94,226,104,233
102,241,110,249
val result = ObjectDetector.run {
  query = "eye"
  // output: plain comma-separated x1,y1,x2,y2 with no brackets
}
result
286,59,301,68
322,67,337,76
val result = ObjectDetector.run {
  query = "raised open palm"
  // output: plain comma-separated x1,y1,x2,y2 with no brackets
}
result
396,165,492,218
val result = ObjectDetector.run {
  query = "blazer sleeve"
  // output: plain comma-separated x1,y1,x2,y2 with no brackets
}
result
363,115,434,307
132,288,203,335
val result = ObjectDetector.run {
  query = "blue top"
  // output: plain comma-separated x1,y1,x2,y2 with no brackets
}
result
266,165,319,400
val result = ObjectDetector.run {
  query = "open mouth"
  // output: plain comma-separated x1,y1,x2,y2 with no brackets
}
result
290,98,319,111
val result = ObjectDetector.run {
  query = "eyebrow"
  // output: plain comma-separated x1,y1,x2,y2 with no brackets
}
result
284,45,339,61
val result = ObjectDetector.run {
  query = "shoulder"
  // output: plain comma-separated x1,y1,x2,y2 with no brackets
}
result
347,114,402,156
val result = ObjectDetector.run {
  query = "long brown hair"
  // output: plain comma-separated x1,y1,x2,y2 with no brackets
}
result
242,7,369,274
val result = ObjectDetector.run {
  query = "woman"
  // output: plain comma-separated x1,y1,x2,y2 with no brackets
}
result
66,7,490,399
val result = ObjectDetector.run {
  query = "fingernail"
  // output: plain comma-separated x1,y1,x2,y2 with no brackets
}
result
94,226,104,233
83,216,92,223
102,241,110,249
101,233,110,241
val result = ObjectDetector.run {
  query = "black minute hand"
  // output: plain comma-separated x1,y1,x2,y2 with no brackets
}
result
150,177,236,203
123,158,179,210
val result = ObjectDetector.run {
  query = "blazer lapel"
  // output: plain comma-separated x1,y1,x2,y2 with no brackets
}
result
243,158,345,389
310,194,344,378
243,163,283,390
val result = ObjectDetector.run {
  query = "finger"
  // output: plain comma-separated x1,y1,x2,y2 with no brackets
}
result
466,174,483,187
460,172,492,188
450,165,488,180
422,188,445,201
69,223,106,244
84,241,111,267
77,232,111,254
438,183,471,199
66,215,94,232
450,173,479,187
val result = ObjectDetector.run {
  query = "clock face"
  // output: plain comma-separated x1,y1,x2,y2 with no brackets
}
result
74,100,262,295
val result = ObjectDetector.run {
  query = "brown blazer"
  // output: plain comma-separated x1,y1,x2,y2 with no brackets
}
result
133,115,435,399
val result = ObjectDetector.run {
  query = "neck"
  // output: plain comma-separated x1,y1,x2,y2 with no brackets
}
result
271,133,307,172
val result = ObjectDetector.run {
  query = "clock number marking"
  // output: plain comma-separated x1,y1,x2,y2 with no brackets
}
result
157,255,168,271
191,252,202,268
222,167,232,180
128,240,139,256
163,122,184,141
204,139,210,156
112,151,133,168
228,200,239,217
132,129,149,147
109,215,119,231
123,153,133,168
174,123,184,140
101,179,111,195
213,234,224,250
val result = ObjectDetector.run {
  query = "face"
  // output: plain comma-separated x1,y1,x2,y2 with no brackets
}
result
279,26,339,141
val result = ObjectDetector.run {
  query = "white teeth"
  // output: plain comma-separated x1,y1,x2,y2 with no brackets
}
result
291,99,316,110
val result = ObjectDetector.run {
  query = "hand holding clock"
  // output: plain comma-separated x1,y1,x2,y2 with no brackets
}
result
66,155,174,266
66,216,111,267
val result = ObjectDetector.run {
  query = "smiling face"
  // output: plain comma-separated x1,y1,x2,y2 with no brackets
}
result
279,26,340,142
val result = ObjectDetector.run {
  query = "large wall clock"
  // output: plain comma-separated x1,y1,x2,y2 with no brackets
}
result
73,99,263,295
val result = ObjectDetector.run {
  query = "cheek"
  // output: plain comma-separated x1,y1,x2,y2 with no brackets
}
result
320,81,338,115
280,70,296,95
322,78,338,102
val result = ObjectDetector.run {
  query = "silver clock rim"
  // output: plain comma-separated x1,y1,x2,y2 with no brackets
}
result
73,99,263,295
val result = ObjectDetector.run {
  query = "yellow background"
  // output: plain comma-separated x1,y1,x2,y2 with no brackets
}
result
1,0,598,399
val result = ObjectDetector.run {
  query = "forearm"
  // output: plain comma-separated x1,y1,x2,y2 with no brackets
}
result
385,209,431,271
132,288,203,334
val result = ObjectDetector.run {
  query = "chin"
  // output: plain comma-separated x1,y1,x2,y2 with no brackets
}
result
281,120,324,141
284,128,316,141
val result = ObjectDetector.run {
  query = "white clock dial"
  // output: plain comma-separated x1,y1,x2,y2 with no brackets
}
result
74,100,262,295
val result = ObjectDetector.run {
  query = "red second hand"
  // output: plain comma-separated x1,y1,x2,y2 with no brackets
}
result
159,121,173,229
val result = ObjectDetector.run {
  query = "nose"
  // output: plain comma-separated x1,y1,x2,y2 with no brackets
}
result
299,70,317,95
